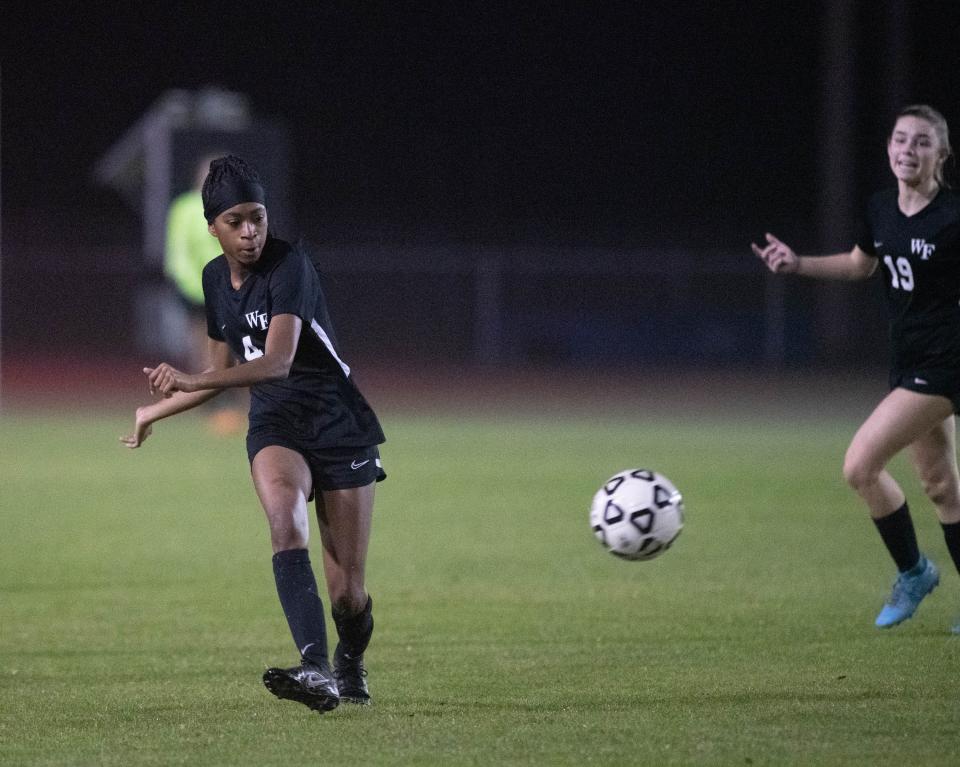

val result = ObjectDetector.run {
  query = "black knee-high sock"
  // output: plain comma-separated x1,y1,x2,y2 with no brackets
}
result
872,502,921,573
333,595,374,660
272,549,329,668
941,521,960,575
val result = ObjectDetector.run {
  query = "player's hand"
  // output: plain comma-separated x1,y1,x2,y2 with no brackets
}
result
144,363,197,397
751,232,799,274
120,407,153,449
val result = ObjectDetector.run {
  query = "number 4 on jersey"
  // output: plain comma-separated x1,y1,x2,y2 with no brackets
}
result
883,255,914,291
242,335,264,361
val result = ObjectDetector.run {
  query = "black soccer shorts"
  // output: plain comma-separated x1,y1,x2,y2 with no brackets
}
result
247,429,386,496
889,367,960,414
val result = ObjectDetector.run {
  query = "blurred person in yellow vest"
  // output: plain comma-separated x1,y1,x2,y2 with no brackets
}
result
164,156,246,435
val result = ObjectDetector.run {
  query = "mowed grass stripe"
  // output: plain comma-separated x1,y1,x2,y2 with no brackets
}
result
0,410,957,766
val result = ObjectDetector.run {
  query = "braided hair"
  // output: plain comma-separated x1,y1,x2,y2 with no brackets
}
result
201,155,267,222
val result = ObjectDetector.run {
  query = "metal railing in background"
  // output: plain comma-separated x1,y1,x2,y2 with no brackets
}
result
311,245,852,369
1,240,885,371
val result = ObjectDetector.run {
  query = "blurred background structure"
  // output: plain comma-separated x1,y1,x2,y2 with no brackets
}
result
93,87,291,360
1,1,957,388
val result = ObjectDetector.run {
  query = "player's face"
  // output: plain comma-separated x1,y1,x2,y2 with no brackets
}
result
887,116,944,187
209,203,268,267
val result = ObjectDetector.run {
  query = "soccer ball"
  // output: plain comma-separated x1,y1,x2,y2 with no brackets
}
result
589,469,684,561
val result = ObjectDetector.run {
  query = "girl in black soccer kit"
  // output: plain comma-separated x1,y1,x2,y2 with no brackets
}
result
753,104,960,633
122,156,383,711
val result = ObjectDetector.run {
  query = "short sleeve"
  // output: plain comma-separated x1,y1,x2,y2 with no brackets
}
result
269,248,317,321
854,215,877,257
202,262,225,341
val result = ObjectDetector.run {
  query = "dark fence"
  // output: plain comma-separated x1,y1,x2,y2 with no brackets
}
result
2,239,887,370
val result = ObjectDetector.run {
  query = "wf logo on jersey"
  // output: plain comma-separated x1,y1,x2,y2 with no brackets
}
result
911,239,936,260
245,310,269,330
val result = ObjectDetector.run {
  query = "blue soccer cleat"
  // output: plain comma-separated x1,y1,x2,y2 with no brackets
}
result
875,556,939,628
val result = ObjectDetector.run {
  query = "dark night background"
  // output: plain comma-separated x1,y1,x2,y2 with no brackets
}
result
2,1,959,369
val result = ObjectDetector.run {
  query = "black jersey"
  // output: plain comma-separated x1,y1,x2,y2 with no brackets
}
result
856,188,960,370
202,237,385,449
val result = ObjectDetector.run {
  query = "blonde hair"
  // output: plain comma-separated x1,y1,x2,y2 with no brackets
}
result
894,104,953,187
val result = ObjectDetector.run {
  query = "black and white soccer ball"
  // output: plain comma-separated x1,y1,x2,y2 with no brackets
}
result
589,469,684,561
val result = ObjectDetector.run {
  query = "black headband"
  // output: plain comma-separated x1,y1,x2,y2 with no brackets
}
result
203,178,266,222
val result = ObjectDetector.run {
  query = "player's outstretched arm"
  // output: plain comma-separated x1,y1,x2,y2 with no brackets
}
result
751,233,876,281
119,388,224,448
120,339,234,449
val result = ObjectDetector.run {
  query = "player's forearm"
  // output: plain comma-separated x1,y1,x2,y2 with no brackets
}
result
191,353,292,391
140,387,222,424
795,252,866,281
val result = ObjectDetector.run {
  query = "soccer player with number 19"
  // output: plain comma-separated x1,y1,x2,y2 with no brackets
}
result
753,105,960,633
122,156,385,712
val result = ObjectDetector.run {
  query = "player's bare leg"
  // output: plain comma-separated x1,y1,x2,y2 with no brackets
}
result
844,388,953,517
843,388,950,627
252,446,312,552
909,415,960,524
911,415,960,632
253,446,339,712
317,483,375,703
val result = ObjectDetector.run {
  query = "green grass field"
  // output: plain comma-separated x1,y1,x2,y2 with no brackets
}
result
1,397,959,766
